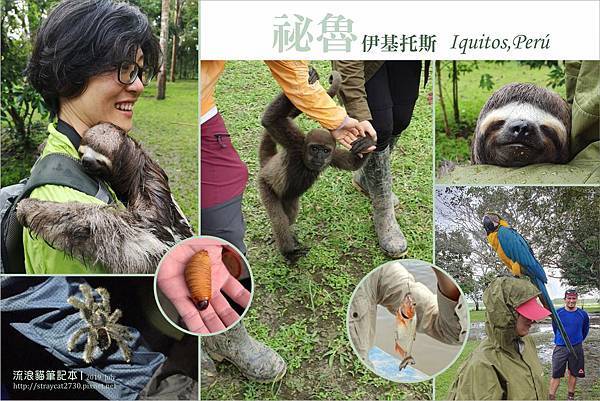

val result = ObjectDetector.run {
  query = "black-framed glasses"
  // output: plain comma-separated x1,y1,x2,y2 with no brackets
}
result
117,61,154,86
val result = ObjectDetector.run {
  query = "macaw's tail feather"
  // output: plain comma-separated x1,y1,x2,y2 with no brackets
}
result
535,278,577,359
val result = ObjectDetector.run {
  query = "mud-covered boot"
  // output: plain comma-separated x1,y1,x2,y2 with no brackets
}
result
352,168,399,208
202,322,287,383
200,346,217,388
363,147,407,257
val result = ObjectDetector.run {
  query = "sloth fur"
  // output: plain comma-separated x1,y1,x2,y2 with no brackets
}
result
471,83,571,167
17,123,193,273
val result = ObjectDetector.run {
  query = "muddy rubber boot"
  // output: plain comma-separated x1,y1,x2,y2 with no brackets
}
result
352,168,399,208
200,346,217,389
363,147,407,257
202,322,287,383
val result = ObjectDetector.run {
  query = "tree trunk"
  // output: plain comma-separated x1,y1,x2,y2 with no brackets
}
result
169,0,183,82
7,105,27,141
435,61,451,136
156,0,170,100
169,36,178,82
452,61,460,124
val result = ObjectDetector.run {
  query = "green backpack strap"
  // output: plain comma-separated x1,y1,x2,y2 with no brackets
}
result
2,153,114,273
17,153,114,204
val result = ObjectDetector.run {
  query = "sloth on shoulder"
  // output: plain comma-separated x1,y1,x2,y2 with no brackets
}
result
471,83,571,167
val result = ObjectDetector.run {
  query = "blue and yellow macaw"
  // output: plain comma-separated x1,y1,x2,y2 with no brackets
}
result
482,212,576,357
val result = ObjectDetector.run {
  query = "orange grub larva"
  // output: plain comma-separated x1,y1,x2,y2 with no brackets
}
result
184,250,211,310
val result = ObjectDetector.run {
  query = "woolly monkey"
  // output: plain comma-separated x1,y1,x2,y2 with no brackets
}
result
258,69,375,262
472,83,571,167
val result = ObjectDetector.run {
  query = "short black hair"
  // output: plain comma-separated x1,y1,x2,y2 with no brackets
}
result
564,289,578,298
27,0,161,115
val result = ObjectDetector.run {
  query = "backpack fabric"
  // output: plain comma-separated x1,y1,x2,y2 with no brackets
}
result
1,276,166,399
1,153,113,273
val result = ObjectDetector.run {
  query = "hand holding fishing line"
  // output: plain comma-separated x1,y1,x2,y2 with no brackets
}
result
157,240,251,334
432,267,461,301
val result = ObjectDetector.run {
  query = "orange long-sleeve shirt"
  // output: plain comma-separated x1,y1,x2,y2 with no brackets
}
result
200,61,347,130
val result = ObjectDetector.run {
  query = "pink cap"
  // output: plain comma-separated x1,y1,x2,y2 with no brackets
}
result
516,296,551,321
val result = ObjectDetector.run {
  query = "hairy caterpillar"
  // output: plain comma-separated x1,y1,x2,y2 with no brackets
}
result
184,250,211,310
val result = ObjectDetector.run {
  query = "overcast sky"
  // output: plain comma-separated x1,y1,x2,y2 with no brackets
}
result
433,187,597,301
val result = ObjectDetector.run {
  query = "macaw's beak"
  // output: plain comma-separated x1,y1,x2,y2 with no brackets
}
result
483,215,496,234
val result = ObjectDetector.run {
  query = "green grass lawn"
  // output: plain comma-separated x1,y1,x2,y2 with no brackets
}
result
583,304,600,313
555,303,600,313
435,61,566,169
469,310,486,322
130,80,198,230
204,61,433,400
434,340,478,400
1,80,198,231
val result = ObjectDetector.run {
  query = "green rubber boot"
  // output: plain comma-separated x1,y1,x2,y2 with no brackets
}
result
352,168,399,208
362,147,407,257
202,322,287,383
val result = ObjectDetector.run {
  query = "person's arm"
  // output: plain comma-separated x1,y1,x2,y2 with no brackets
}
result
582,311,590,340
448,362,506,400
433,267,460,301
377,261,463,345
264,61,367,150
333,61,377,141
332,61,371,122
265,61,346,130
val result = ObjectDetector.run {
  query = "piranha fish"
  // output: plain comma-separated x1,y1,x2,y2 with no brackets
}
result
395,292,417,371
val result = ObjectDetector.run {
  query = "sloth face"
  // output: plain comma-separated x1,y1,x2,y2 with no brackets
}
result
79,123,127,178
472,84,570,167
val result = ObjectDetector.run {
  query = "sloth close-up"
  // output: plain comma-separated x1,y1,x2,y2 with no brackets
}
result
16,123,193,274
471,83,571,167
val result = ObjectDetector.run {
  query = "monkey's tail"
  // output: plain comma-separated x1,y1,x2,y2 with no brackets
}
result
282,68,341,120
259,131,277,167
328,71,342,98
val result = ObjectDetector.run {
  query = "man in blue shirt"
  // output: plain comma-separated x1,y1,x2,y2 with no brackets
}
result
549,289,590,400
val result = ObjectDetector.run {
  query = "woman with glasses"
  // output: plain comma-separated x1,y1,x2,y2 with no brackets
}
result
22,0,160,273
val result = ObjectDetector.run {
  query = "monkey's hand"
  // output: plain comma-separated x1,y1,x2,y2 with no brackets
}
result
332,138,375,170
283,246,309,264
308,66,320,85
17,198,169,274
268,233,309,264
350,136,377,155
